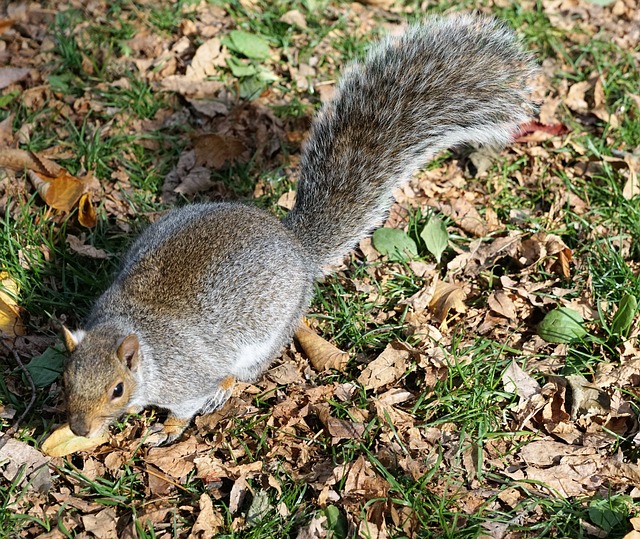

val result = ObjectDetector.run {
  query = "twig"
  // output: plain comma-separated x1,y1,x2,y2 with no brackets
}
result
0,342,37,451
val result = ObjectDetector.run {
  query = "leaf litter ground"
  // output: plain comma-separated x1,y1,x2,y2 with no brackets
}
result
1,0,640,538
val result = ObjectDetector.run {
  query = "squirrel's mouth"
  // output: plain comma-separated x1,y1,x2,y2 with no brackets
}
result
69,414,111,439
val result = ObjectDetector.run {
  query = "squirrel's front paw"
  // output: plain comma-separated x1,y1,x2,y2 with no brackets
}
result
144,416,189,446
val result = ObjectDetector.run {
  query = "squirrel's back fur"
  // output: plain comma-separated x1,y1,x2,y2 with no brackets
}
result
284,14,536,266
62,14,537,443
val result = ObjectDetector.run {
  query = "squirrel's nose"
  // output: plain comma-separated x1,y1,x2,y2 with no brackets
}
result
69,416,90,437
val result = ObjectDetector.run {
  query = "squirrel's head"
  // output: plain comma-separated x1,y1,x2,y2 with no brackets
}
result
62,325,140,438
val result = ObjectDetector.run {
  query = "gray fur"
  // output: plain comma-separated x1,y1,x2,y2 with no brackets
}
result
283,13,537,265
64,14,537,440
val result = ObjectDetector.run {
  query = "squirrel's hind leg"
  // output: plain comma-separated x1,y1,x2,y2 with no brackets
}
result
143,376,236,446
201,375,236,414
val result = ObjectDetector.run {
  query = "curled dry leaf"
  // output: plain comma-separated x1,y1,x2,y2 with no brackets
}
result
77,193,97,228
66,235,111,259
41,424,109,457
0,271,25,337
27,170,85,212
0,148,63,176
295,323,349,372
429,281,467,322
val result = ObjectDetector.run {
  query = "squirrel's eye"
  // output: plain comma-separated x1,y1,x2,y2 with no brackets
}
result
112,382,124,399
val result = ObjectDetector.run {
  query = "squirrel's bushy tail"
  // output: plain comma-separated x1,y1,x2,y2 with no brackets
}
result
283,13,537,267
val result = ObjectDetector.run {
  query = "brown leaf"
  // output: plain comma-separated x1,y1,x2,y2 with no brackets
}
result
160,76,224,99
0,19,14,34
428,281,467,322
173,167,215,196
146,438,202,480
192,133,247,169
565,80,592,113
342,455,389,498
0,438,50,492
28,169,85,212
277,190,296,210
78,193,97,228
66,235,111,259
502,361,541,400
229,475,249,515
0,148,63,176
188,493,224,539
622,154,639,200
314,402,366,443
358,342,409,391
82,508,118,539
295,323,349,372
279,9,307,28
520,440,597,467
0,67,30,90
0,271,25,337
565,374,609,419
487,290,517,320
186,38,226,80
436,197,489,237
0,114,14,146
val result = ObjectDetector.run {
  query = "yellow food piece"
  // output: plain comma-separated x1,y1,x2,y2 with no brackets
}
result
41,424,109,457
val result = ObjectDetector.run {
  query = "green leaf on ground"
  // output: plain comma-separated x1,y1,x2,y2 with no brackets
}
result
25,347,65,387
227,30,271,60
538,307,587,344
611,292,638,337
420,216,448,262
373,228,418,261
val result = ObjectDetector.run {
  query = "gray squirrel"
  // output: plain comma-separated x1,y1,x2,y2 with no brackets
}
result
62,13,537,444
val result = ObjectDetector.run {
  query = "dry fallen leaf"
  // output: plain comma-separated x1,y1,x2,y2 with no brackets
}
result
192,133,247,169
82,508,118,539
358,342,409,391
27,169,85,212
188,492,225,539
0,438,51,492
429,281,467,323
41,424,109,457
78,193,97,228
186,38,226,79
0,271,25,337
502,361,541,400
279,9,307,28
0,67,30,89
295,323,349,372
66,235,111,259
0,148,63,176
277,190,297,210
487,289,517,320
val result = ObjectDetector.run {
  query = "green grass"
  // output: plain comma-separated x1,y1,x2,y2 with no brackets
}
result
2,0,640,538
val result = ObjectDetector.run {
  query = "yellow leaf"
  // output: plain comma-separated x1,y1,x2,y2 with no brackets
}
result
39,170,85,212
0,271,24,337
41,424,109,457
77,193,97,228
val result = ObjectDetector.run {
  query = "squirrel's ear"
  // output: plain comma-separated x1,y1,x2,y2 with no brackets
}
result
116,334,140,370
62,326,85,353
